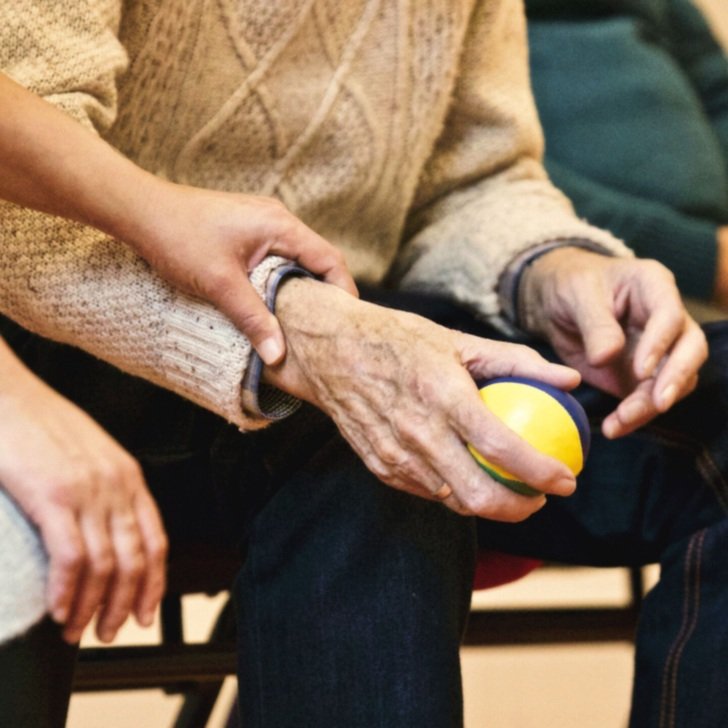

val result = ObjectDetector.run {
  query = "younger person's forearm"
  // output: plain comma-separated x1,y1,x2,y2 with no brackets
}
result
0,72,159,248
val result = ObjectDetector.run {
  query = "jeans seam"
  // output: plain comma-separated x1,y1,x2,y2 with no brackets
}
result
658,529,706,728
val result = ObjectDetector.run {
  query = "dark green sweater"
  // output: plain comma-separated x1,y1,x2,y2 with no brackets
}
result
526,0,728,299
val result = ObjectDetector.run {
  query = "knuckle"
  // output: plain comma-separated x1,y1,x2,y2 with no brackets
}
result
373,436,402,467
366,456,391,483
270,212,298,242
46,478,79,508
460,490,493,517
57,546,84,574
395,420,426,451
120,455,145,486
475,435,508,467
329,245,346,264
148,532,169,562
119,553,145,580
319,245,347,270
91,551,115,579
94,460,125,488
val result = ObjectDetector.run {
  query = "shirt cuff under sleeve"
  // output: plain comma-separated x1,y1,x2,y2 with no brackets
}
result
498,238,615,330
241,263,313,420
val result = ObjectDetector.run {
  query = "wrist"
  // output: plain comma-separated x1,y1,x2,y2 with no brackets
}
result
261,276,359,401
519,247,605,334
92,166,168,251
0,341,48,407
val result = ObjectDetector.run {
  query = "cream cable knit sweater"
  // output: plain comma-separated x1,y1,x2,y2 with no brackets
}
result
0,0,631,431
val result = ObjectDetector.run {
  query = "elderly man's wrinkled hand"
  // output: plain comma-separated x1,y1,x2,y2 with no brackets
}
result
262,278,582,522
520,248,708,439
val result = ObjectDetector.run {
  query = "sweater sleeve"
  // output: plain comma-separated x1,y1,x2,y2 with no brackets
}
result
0,1,282,429
545,156,720,300
390,0,632,330
667,0,728,163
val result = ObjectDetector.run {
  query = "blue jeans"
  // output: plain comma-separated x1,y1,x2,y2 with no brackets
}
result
2,301,727,728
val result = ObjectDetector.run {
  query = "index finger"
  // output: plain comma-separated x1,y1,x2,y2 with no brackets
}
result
630,281,689,380
651,318,707,411
41,508,85,625
455,393,577,499
273,222,358,297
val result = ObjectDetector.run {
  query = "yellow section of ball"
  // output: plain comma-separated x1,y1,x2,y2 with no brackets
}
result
468,381,584,479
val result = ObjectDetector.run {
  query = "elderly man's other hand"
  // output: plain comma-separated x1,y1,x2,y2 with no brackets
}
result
520,248,708,439
262,278,582,522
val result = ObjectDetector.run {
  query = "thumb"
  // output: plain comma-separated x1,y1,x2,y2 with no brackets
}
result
213,273,287,366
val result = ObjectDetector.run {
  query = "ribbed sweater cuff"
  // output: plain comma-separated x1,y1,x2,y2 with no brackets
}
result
160,256,298,430
241,264,313,420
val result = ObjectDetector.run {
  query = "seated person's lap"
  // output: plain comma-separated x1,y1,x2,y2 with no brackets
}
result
2,307,727,572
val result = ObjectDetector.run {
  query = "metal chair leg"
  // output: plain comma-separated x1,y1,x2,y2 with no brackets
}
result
171,597,237,728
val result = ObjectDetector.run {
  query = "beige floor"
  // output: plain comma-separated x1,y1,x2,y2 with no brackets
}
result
68,565,657,728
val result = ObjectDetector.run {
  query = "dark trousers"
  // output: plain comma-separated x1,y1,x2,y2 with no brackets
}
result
2,294,727,728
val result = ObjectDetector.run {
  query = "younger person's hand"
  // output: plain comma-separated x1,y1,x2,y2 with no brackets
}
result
0,72,357,366
0,341,168,644
109,182,358,366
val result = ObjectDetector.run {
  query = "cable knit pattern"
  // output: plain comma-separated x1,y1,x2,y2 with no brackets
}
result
1,0,633,427
0,491,47,641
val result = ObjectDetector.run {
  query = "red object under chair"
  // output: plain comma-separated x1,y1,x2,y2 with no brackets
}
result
473,551,542,590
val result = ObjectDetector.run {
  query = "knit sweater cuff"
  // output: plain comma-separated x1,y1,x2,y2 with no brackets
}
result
498,238,616,330
399,216,632,334
161,256,300,431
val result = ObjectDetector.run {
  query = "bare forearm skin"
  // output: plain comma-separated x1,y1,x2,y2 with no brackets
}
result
0,72,159,248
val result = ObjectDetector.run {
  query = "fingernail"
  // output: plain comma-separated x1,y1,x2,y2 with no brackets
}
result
602,419,618,439
558,477,576,493
258,336,284,366
659,384,677,410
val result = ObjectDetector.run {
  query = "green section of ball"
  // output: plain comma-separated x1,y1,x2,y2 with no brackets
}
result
475,459,542,497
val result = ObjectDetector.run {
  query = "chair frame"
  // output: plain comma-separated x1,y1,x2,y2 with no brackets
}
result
73,564,644,726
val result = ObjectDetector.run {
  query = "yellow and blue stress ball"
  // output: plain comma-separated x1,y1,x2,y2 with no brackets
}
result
468,376,591,497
